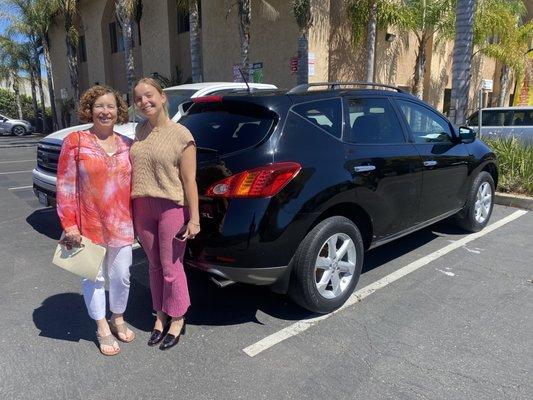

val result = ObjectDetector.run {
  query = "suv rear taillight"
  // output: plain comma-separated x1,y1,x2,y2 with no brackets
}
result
206,162,301,198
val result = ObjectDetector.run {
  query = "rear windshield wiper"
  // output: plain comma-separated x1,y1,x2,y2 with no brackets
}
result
196,146,219,154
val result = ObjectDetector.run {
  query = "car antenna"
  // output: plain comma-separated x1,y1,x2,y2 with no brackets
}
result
238,67,252,94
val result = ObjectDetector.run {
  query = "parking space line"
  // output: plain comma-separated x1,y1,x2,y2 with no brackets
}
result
8,185,33,191
242,209,528,357
0,159,34,164
0,170,33,175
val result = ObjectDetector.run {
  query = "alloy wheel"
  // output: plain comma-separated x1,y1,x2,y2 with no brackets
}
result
314,233,356,299
474,182,492,224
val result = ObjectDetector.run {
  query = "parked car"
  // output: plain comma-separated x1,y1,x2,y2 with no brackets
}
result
466,106,533,144
0,113,34,136
32,82,276,206
178,82,498,313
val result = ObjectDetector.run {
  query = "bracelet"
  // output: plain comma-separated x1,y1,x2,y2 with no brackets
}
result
189,221,200,227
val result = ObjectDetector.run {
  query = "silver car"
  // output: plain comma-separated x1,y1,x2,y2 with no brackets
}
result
467,106,533,144
0,113,35,136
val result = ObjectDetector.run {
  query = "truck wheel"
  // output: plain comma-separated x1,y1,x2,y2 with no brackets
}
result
289,216,364,314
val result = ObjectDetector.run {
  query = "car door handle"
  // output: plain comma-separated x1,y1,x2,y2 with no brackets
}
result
354,165,376,173
423,160,437,167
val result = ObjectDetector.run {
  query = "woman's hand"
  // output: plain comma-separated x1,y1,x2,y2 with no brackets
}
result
184,221,200,240
61,230,82,250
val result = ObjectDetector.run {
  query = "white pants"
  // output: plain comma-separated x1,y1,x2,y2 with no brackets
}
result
82,245,132,321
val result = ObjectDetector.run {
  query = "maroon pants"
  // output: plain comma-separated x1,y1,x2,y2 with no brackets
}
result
133,197,190,317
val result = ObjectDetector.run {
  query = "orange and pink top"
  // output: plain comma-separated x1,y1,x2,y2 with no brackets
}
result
56,130,134,247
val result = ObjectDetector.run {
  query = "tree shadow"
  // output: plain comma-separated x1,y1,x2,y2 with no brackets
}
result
26,208,62,240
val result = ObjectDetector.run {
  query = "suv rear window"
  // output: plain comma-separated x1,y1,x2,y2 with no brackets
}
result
179,102,276,154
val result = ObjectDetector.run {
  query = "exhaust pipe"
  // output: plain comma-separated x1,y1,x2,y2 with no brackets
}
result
209,274,236,288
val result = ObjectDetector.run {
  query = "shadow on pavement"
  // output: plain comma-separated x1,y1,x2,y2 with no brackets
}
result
33,220,468,341
26,208,62,240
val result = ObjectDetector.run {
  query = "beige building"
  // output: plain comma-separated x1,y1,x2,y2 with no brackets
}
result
48,0,531,127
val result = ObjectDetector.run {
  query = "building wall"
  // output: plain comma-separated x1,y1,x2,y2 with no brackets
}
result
202,0,300,88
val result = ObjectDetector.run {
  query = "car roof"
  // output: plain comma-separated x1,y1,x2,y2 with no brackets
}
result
478,106,533,111
164,82,277,92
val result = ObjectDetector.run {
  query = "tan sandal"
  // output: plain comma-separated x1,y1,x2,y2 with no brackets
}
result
96,332,120,356
109,320,136,343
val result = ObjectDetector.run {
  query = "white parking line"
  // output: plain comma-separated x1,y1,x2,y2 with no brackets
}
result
0,159,34,164
8,185,33,191
0,170,33,175
242,209,528,357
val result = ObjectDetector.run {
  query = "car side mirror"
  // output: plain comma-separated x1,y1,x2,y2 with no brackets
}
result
458,126,476,143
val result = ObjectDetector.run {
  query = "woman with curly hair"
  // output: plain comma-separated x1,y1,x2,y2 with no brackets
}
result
56,85,135,356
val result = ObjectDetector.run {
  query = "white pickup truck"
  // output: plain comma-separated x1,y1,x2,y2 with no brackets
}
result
32,82,277,206
466,106,533,144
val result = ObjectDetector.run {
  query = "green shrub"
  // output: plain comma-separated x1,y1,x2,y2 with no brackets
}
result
484,137,533,196
0,88,34,119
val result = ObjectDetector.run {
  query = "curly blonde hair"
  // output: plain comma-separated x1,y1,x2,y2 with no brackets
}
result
77,85,129,124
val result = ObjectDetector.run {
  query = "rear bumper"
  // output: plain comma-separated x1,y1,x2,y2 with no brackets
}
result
186,260,288,285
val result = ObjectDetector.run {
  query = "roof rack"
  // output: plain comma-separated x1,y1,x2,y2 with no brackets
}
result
287,81,406,94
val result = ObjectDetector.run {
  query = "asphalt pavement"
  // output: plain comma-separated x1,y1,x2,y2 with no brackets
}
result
0,138,531,400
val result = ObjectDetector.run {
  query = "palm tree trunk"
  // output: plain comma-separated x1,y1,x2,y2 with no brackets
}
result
35,53,49,133
297,28,309,85
65,13,79,102
237,0,251,81
450,0,476,125
413,39,426,99
189,0,203,83
12,77,23,120
42,38,59,130
365,0,378,83
28,62,39,129
116,0,136,102
498,64,511,107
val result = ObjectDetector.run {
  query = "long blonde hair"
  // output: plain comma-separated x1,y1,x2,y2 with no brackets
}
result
133,77,169,116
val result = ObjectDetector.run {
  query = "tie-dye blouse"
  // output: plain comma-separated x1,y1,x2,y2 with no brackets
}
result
56,130,134,247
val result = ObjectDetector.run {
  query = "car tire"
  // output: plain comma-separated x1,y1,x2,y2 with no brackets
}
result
289,216,364,314
455,171,495,232
12,125,27,136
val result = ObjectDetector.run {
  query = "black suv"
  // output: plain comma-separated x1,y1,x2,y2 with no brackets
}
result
180,82,498,313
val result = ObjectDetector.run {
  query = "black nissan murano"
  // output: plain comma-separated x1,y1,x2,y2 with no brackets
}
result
180,82,498,313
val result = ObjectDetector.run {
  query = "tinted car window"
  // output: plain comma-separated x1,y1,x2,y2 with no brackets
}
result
398,100,452,143
292,98,342,138
179,102,276,154
511,110,533,126
164,89,197,117
346,98,405,143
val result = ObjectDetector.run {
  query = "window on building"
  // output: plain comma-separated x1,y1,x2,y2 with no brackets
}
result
109,21,125,53
77,35,87,62
177,0,202,34
443,88,451,116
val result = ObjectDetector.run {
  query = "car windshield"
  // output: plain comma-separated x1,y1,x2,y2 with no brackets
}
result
164,89,197,118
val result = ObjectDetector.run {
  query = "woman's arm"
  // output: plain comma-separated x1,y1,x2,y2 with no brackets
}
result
180,143,200,238
56,134,82,246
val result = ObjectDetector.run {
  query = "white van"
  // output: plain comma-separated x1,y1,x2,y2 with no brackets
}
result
466,106,533,144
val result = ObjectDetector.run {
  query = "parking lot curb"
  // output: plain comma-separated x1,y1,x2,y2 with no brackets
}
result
494,192,533,211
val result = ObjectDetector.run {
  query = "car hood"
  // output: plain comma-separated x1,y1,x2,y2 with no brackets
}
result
40,122,138,146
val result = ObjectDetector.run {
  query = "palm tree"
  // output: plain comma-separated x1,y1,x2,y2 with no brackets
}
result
450,0,477,125
19,42,40,126
402,0,456,98
291,0,313,85
177,0,203,83
228,0,278,81
115,0,142,101
4,0,56,131
472,0,532,107
346,0,402,83
0,35,24,119
56,0,80,102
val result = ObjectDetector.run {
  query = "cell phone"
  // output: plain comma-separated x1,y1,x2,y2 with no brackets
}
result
174,224,188,242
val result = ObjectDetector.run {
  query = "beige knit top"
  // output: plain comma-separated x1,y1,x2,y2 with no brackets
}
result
130,120,195,205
